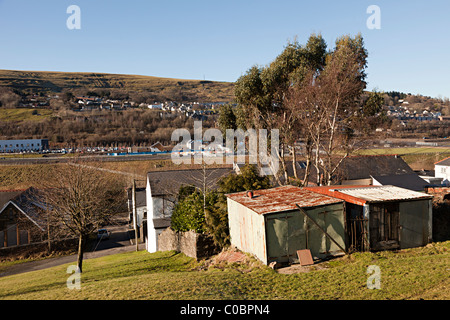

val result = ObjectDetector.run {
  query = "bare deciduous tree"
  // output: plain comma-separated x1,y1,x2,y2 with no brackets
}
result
41,159,126,272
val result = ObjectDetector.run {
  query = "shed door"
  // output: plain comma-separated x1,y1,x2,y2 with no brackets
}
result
369,203,400,250
266,211,305,264
305,207,346,259
399,200,429,249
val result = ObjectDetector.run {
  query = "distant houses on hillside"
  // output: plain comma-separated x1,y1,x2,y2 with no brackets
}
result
386,103,444,122
72,96,227,119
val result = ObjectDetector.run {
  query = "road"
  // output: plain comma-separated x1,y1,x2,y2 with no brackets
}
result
0,224,145,278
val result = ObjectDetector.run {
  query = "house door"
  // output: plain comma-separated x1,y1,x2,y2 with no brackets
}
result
369,203,400,250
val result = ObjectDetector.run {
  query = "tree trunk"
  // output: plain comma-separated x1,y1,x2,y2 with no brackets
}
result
77,234,87,273
280,145,288,185
301,137,312,187
291,145,298,180
47,215,52,253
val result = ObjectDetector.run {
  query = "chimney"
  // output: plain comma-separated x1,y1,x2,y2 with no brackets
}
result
247,190,254,199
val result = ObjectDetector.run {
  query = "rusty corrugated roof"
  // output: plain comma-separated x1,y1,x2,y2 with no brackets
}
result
226,185,343,215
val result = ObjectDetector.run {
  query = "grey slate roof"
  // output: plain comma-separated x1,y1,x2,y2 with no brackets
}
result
371,173,429,191
0,190,26,212
153,217,171,229
336,155,415,181
292,155,416,185
147,167,233,196
0,187,47,230
435,157,450,166
127,187,146,207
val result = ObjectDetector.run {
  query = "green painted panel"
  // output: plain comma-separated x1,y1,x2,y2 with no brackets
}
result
304,203,346,259
265,203,345,264
305,209,326,259
265,211,307,264
287,211,306,263
399,200,430,249
266,214,288,263
325,207,346,253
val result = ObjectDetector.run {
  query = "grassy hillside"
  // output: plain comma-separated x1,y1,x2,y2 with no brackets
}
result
354,147,450,170
0,242,448,300
0,108,54,122
0,69,235,102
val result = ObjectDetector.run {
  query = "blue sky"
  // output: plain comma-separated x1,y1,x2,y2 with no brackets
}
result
0,0,449,98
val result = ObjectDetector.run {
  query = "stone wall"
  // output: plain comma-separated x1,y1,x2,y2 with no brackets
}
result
0,238,78,261
158,227,219,260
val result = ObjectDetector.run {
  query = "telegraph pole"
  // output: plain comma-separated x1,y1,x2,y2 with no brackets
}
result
132,179,139,251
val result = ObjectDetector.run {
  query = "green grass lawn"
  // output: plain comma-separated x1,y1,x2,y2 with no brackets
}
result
0,242,449,300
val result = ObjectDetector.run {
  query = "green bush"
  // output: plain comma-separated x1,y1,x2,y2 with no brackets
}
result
170,191,206,234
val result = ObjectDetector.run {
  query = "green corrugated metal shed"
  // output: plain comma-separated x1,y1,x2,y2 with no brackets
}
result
226,186,346,265
306,185,434,251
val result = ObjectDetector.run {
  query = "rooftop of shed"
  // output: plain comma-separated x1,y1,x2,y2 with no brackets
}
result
226,185,343,215
306,185,433,205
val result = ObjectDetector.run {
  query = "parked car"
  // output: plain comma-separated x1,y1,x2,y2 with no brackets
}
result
97,228,111,240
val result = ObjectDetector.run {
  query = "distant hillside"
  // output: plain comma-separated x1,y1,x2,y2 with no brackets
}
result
0,69,235,102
